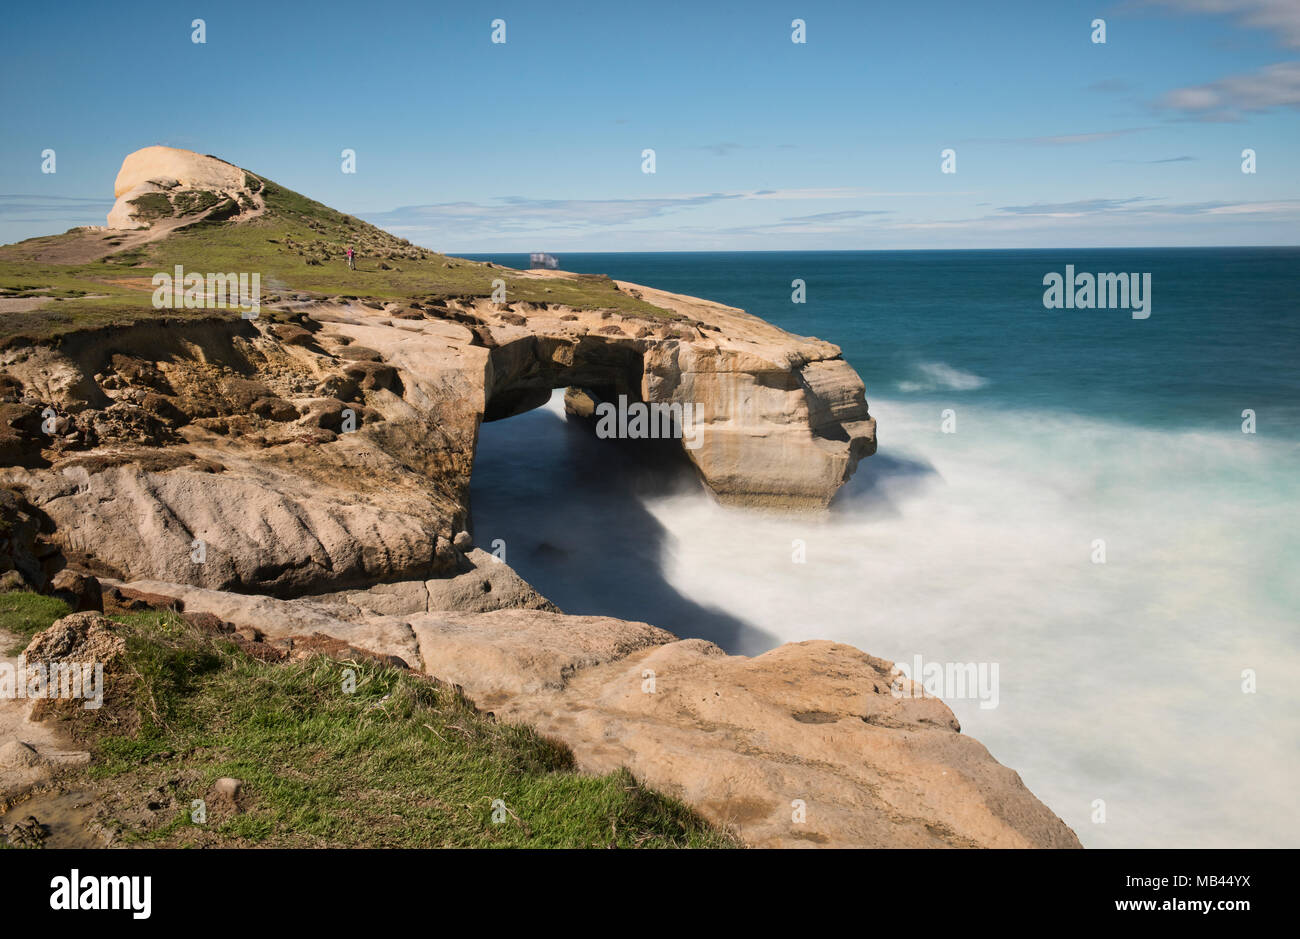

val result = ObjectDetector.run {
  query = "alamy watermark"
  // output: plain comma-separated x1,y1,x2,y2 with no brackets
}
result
152,265,260,318
1043,265,1151,319
1,657,104,710
890,654,1000,710
594,394,705,450
50,869,150,919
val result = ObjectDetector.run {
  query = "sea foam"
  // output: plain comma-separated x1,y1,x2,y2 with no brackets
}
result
472,391,1300,848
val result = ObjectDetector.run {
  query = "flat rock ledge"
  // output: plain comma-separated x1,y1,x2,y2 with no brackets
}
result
119,574,1081,849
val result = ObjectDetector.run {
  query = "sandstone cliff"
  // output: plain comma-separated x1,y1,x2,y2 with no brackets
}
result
0,146,1078,848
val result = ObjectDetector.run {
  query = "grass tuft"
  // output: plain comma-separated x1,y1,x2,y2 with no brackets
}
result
0,590,73,654
0,599,735,848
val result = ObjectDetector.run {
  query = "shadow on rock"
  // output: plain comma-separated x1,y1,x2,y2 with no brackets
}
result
470,398,777,655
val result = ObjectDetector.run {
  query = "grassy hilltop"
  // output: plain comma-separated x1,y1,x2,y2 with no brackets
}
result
0,164,673,346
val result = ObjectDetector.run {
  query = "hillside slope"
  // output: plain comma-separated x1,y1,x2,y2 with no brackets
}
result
0,146,1078,849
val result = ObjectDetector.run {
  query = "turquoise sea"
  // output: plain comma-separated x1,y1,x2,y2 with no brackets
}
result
464,249,1300,848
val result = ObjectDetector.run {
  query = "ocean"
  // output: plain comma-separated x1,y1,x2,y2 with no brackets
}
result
462,249,1300,848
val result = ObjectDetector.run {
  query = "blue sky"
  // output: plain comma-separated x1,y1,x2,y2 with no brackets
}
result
2,0,1298,249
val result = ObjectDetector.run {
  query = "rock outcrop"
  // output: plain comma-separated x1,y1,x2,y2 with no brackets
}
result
0,621,96,804
97,576,1080,848
2,282,873,591
0,147,1080,849
500,274,877,507
107,146,260,230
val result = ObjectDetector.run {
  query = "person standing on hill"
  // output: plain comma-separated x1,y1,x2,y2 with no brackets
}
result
346,246,355,270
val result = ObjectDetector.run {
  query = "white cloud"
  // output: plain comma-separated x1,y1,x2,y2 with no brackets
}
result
1146,0,1300,47
363,187,957,238
1156,61,1300,120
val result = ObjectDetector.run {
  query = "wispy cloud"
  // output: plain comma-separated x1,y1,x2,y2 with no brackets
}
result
745,188,946,199
0,194,113,222
997,197,1152,217
1112,155,1198,163
618,198,1300,247
1155,60,1300,120
1145,0,1300,47
364,188,946,238
1026,128,1151,145
367,193,745,235
876,198,1300,241
989,197,1300,220
708,209,896,236
779,210,893,222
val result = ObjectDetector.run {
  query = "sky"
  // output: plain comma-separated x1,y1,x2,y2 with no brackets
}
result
1,0,1298,251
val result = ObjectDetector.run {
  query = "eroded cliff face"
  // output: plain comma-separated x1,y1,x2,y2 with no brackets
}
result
467,275,877,508
1,284,873,593
0,293,1078,847
0,148,1079,848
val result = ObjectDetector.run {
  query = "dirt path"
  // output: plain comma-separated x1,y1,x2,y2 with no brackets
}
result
3,213,211,266
3,187,266,267
0,629,91,806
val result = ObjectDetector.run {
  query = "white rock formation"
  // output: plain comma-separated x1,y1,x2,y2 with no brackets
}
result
106,145,254,230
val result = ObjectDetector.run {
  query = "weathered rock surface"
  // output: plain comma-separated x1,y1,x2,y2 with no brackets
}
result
113,147,248,202
0,148,1079,849
107,576,1081,848
487,273,876,507
1,278,873,592
49,569,102,612
22,611,125,669
611,278,877,507
107,146,258,230
108,579,424,669
1,310,478,593
316,548,559,616
504,638,1078,848
0,488,59,589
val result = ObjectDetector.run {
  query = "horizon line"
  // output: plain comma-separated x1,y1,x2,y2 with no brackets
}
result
449,244,1300,254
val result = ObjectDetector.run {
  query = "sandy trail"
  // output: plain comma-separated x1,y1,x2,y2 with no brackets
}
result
0,629,90,807
4,184,266,267
3,213,212,266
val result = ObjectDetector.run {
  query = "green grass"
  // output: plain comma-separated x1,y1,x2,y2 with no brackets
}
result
0,256,219,344
126,192,173,221
0,262,140,298
0,590,72,654
1,598,735,848
170,190,223,216
0,168,680,346
145,178,677,313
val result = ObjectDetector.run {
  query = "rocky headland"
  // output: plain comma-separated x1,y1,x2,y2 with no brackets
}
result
0,147,1079,848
